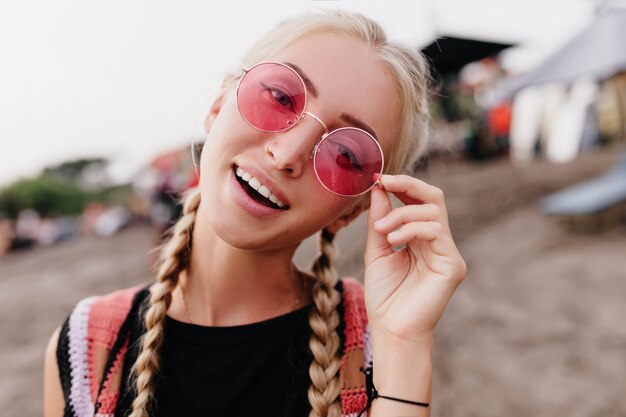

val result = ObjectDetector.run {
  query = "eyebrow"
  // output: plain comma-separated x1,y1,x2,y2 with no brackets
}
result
340,113,379,141
284,61,379,141
284,62,319,98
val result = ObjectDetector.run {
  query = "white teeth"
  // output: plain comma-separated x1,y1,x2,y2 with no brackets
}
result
258,185,271,198
235,167,253,182
248,177,261,191
235,166,287,208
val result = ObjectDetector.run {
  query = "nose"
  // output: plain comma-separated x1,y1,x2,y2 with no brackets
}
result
265,116,326,177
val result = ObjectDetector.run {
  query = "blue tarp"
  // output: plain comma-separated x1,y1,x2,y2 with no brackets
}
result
540,151,626,215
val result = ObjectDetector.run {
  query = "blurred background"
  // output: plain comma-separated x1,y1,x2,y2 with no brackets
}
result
1,0,625,416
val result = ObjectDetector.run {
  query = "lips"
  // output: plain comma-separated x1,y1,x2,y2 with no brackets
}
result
232,165,290,211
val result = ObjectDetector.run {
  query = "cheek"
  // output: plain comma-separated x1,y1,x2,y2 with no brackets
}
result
303,193,353,226
199,103,259,173
205,92,255,146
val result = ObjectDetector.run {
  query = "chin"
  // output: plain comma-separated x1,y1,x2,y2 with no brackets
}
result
216,219,298,252
196,196,279,251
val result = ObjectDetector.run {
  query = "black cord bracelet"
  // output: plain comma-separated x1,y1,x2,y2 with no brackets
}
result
356,366,429,417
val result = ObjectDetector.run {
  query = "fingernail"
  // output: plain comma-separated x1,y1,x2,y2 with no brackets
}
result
382,174,396,181
374,217,387,228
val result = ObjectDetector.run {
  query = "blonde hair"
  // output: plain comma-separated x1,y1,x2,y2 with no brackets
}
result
128,9,430,417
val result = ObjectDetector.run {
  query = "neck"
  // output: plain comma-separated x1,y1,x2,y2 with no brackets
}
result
171,201,313,327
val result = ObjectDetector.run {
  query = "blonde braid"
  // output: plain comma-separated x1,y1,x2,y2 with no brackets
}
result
307,228,343,417
128,187,201,417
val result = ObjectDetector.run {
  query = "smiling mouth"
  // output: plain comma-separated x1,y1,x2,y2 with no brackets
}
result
233,165,289,210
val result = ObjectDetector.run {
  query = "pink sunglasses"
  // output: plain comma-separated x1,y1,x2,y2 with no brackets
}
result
236,61,384,197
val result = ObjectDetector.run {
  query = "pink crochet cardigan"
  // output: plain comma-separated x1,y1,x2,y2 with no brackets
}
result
58,277,371,417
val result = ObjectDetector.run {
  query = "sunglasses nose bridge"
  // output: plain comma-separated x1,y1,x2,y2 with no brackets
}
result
293,111,325,160
301,112,329,160
303,111,329,133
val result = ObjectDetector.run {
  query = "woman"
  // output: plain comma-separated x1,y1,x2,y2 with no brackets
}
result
44,9,466,417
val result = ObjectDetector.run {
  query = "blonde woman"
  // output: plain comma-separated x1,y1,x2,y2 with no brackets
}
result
44,10,466,417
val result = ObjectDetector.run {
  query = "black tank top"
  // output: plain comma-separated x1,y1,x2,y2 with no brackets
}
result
113,280,346,417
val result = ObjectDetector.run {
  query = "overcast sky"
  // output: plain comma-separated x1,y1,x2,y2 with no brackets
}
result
0,0,595,187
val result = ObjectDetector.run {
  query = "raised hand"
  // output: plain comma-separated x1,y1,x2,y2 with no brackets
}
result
364,174,467,346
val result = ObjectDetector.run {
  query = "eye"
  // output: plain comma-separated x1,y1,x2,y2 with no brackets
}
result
329,140,363,171
260,82,296,112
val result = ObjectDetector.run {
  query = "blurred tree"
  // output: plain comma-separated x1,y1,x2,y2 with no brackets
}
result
0,177,106,219
0,158,125,219
41,157,110,188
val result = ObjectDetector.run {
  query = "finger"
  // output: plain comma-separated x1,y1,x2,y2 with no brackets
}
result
373,204,443,234
365,185,394,264
379,174,449,221
387,221,443,246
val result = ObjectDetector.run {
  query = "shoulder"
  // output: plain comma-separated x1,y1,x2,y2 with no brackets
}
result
44,327,64,417
58,283,148,356
55,284,149,416
60,284,147,351
85,284,148,348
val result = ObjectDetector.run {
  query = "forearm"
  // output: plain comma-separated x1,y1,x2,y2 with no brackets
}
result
368,333,433,417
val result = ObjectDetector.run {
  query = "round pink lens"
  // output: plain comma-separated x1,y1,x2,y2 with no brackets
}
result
237,63,306,132
314,128,384,196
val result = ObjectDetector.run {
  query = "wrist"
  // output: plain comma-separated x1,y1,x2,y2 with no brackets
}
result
370,327,434,350
370,331,433,404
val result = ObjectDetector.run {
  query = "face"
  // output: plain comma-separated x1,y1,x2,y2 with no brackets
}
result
198,32,401,251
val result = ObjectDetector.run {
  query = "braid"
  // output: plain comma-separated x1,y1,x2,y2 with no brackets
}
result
307,228,343,417
128,187,201,417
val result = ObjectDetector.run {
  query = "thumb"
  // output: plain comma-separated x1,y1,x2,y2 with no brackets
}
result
365,186,394,265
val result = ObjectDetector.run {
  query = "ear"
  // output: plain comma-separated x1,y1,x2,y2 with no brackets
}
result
204,93,227,133
326,198,371,235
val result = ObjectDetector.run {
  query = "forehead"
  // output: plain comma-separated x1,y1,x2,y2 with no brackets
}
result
270,32,401,153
